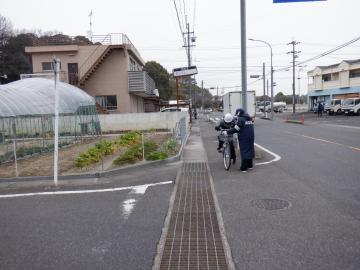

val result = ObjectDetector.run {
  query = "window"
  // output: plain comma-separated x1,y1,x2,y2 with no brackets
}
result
350,69,360,78
42,62,53,71
42,62,61,71
356,99,360,105
95,95,117,111
322,74,331,82
322,73,339,81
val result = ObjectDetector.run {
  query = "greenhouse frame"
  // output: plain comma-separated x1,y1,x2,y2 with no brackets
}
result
0,78,101,165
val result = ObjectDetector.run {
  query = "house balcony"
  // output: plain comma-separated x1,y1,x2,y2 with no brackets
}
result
128,71,158,98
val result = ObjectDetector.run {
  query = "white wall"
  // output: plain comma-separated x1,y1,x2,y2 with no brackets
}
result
98,112,189,132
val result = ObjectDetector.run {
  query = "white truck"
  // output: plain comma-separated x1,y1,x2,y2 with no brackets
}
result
222,91,256,118
324,99,342,115
341,97,360,115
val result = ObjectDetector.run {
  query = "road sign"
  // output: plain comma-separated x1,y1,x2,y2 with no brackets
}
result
274,0,326,2
173,66,198,77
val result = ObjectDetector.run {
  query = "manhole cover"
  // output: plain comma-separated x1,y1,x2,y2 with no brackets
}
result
250,198,291,210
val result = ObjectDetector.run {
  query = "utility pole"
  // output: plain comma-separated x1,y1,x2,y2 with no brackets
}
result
183,22,195,117
240,0,247,111
287,40,301,114
263,62,266,117
201,80,204,110
183,23,195,96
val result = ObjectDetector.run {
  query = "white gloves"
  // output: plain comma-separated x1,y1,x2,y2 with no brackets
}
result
221,131,228,136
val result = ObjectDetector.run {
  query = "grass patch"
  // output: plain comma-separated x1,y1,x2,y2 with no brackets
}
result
113,138,178,165
74,131,141,168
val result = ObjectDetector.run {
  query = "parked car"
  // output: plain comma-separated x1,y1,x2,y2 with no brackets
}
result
160,107,189,112
324,99,342,115
258,101,286,113
341,98,360,115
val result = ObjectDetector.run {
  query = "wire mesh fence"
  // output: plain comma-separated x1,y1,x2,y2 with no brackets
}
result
0,116,188,178
0,103,101,169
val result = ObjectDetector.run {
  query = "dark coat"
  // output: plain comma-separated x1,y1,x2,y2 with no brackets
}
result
215,119,235,131
228,113,255,159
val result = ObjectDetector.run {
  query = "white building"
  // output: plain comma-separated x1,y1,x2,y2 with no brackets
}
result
307,59,360,110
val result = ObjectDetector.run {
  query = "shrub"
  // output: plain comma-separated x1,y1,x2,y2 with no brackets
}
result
113,139,160,165
144,140,158,154
113,144,143,165
163,138,177,152
145,150,168,160
74,131,142,168
116,131,141,146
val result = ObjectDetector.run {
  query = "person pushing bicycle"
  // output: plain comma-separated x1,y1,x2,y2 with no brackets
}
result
215,113,237,164
226,108,255,172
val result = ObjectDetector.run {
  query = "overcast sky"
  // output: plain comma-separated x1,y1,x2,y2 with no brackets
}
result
2,0,359,96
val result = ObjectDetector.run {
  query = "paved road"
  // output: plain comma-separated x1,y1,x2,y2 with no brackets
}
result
201,115,360,270
1,114,360,270
0,163,180,270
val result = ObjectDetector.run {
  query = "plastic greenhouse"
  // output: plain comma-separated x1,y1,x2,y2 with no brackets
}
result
0,78,101,164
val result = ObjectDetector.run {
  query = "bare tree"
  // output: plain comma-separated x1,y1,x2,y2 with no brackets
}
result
0,14,13,46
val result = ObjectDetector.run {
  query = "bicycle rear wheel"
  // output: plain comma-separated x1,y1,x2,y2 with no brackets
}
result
223,144,231,170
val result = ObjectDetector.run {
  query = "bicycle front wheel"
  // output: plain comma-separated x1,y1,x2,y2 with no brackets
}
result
223,143,231,170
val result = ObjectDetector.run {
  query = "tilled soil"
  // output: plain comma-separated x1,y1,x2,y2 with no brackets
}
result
0,133,173,178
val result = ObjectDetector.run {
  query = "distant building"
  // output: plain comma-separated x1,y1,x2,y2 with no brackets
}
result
307,59,360,110
25,33,159,113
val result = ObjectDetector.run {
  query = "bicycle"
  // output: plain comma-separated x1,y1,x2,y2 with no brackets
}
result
218,130,233,170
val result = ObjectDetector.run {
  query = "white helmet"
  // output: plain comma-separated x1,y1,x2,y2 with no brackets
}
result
224,113,233,123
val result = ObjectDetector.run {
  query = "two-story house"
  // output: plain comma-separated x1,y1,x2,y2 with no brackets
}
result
307,59,360,110
25,33,159,113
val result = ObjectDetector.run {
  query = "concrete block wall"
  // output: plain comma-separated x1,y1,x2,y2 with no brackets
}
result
98,112,189,132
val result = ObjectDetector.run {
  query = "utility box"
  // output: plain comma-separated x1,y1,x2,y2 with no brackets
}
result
222,91,256,118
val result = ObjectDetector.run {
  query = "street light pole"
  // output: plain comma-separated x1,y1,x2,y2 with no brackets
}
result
297,66,306,105
248,38,274,120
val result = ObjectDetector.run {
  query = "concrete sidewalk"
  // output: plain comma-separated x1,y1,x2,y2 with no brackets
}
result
154,124,235,270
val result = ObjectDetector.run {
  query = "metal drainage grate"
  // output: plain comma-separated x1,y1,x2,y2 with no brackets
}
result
159,162,228,270
250,198,291,211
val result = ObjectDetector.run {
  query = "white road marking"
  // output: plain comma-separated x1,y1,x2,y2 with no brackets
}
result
284,131,360,152
0,181,172,199
121,185,150,219
254,143,281,165
122,198,137,219
321,124,360,130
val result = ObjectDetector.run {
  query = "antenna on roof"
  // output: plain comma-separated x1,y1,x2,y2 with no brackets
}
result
87,10,93,42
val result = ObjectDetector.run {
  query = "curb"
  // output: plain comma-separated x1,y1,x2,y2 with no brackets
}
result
0,132,190,184
285,120,304,125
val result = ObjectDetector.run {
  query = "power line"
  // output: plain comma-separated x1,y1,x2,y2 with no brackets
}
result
276,36,360,72
192,0,196,32
173,0,186,45
297,36,360,65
